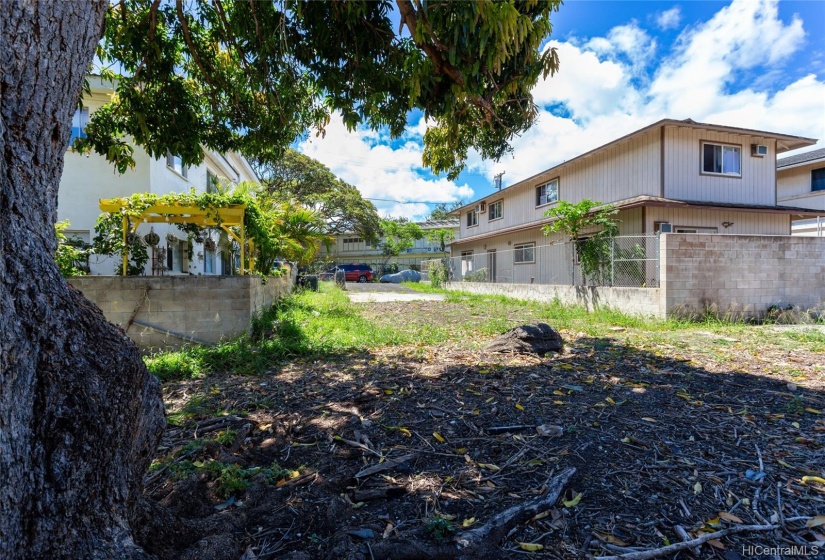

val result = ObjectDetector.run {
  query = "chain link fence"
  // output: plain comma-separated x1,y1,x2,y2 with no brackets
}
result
422,235,659,288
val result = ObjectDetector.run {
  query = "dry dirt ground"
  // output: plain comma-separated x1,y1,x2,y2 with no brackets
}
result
140,298,825,560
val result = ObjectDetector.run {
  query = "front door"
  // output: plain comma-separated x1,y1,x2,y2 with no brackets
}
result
487,249,496,283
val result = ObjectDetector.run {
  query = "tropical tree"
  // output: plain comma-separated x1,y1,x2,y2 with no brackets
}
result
379,218,425,269
0,1,561,557
427,200,466,221
542,199,620,285
253,150,382,244
261,199,331,270
426,228,455,253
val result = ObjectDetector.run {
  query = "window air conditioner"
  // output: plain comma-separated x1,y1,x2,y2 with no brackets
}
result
751,144,768,157
659,222,672,233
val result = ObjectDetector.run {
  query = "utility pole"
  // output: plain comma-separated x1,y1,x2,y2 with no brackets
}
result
494,170,505,190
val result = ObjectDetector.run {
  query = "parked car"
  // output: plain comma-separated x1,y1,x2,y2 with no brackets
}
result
380,269,425,283
332,263,374,283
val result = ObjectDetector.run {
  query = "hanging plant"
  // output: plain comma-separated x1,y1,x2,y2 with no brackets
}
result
143,228,160,247
166,233,178,243
126,232,142,245
203,237,216,251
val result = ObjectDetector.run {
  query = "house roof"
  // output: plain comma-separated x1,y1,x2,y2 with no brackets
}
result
777,147,825,169
416,219,460,229
453,118,817,214
451,195,823,245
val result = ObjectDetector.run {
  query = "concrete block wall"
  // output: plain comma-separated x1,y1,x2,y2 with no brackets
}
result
68,274,293,351
446,282,664,318
661,234,825,319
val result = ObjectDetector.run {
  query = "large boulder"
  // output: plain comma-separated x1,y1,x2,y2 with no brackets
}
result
484,323,563,356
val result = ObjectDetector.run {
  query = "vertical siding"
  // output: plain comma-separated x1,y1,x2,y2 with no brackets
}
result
777,163,825,210
457,129,661,239
618,207,643,234
663,127,776,205
645,208,789,235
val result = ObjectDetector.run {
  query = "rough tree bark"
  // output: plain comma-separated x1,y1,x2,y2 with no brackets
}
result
0,2,165,558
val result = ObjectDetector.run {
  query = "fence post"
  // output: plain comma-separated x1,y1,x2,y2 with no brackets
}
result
610,239,615,287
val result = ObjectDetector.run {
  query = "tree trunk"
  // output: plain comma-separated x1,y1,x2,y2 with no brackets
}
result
0,2,165,558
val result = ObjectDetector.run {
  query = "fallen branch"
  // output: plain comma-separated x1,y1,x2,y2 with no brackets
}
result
355,453,417,479
367,467,576,560
457,467,576,549
596,524,779,560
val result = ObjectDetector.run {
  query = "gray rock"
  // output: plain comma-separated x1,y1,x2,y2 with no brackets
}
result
484,323,563,356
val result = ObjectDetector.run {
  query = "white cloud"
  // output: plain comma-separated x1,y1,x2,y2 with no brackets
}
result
656,7,682,30
297,115,474,221
469,0,823,185
296,0,823,199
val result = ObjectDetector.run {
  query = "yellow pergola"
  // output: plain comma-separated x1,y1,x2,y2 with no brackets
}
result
99,198,252,275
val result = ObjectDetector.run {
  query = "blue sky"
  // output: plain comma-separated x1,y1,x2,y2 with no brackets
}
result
296,0,825,220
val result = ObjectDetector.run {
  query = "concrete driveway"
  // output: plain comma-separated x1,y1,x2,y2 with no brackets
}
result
343,281,446,302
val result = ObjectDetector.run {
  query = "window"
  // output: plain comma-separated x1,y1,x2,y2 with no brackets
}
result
466,210,478,227
812,167,825,192
514,242,535,264
206,170,219,193
702,142,741,176
536,179,559,206
166,151,188,179
461,250,474,275
69,107,89,144
204,249,215,274
343,237,363,251
488,200,502,221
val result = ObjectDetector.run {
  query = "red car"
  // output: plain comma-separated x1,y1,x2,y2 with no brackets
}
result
335,264,374,283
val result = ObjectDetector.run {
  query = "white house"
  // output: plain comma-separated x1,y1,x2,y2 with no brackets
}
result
318,219,460,271
449,118,820,284
57,76,257,275
777,147,825,236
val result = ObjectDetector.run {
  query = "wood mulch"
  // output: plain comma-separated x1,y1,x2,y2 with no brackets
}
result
141,301,825,560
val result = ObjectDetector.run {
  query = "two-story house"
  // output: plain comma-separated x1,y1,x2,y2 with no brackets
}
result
58,76,257,276
450,118,819,283
777,148,825,236
319,219,460,271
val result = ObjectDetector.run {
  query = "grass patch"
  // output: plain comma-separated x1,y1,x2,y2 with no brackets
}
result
146,284,823,383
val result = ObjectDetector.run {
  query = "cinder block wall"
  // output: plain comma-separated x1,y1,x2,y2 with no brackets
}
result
661,234,825,319
68,274,294,351
445,282,664,318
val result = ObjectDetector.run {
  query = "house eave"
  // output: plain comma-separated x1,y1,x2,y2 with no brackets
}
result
450,196,823,246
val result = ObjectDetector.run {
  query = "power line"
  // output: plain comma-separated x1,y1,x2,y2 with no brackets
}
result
364,197,455,205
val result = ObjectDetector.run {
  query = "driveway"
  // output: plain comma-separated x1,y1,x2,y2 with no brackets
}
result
343,281,446,302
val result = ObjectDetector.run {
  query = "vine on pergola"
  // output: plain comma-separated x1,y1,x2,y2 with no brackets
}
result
94,190,273,275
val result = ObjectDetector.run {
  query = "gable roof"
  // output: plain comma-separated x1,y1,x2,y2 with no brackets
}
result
777,147,825,169
454,118,817,214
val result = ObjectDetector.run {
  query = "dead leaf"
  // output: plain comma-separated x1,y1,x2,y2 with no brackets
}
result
433,432,446,443
806,516,825,528
462,517,476,527
518,542,544,551
515,403,525,411
718,512,743,524
693,482,703,495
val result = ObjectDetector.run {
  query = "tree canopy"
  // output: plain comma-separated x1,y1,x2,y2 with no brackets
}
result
378,218,424,266
79,0,561,179
253,150,382,244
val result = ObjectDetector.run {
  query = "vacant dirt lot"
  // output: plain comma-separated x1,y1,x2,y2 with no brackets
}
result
142,297,825,560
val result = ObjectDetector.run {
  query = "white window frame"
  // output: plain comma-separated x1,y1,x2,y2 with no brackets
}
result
488,200,503,221
701,142,741,177
466,210,478,228
166,151,188,179
461,250,474,275
204,248,216,274
514,242,535,264
206,170,220,193
536,178,559,207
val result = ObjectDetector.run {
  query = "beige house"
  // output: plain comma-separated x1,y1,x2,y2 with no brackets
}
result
319,219,459,271
58,76,257,276
777,148,825,236
450,118,820,284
